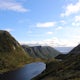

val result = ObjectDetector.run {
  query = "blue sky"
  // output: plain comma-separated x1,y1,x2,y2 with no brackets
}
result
0,0,80,47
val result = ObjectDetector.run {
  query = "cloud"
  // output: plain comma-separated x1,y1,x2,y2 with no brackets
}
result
56,26,63,30
0,0,28,12
39,38,78,47
75,15,80,22
36,22,56,28
20,37,79,47
72,15,80,26
46,31,53,35
4,28,14,32
60,20,67,24
72,22,80,26
61,0,80,17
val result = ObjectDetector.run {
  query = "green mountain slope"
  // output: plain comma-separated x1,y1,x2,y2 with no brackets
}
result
22,45,61,59
33,44,80,80
0,30,42,73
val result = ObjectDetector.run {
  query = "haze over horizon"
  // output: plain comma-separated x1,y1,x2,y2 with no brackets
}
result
0,0,80,47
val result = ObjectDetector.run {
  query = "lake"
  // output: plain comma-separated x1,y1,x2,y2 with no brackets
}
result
0,62,46,80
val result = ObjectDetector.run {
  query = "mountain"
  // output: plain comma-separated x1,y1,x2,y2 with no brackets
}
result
22,45,61,59
69,44,80,54
0,30,42,73
56,44,80,60
55,54,67,60
33,44,80,80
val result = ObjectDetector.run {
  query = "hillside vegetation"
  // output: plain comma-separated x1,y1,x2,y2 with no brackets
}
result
22,45,61,59
0,30,45,73
33,44,80,80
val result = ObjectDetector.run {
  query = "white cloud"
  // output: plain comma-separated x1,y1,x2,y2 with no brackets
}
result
4,28,14,32
40,38,78,47
46,31,53,35
60,20,67,24
72,22,80,26
0,0,28,12
36,22,56,28
72,22,76,26
20,37,79,47
72,15,80,26
61,0,80,17
56,26,63,30
75,15,80,22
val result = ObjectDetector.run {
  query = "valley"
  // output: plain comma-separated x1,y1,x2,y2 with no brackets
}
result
0,30,80,80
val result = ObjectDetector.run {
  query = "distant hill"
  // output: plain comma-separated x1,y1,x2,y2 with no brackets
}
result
33,44,80,80
0,30,43,73
22,45,61,59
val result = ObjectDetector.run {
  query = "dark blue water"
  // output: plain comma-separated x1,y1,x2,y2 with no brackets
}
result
0,62,46,80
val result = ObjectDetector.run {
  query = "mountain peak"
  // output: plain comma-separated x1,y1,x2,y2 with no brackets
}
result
0,30,30,73
0,30,19,52
0,30,9,34
69,44,80,54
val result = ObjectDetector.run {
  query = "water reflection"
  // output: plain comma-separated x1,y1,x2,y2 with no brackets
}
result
0,62,46,80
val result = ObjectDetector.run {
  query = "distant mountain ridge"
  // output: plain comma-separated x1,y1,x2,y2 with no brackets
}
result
22,45,61,59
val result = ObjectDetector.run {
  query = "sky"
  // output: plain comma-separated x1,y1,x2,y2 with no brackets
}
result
0,0,80,47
